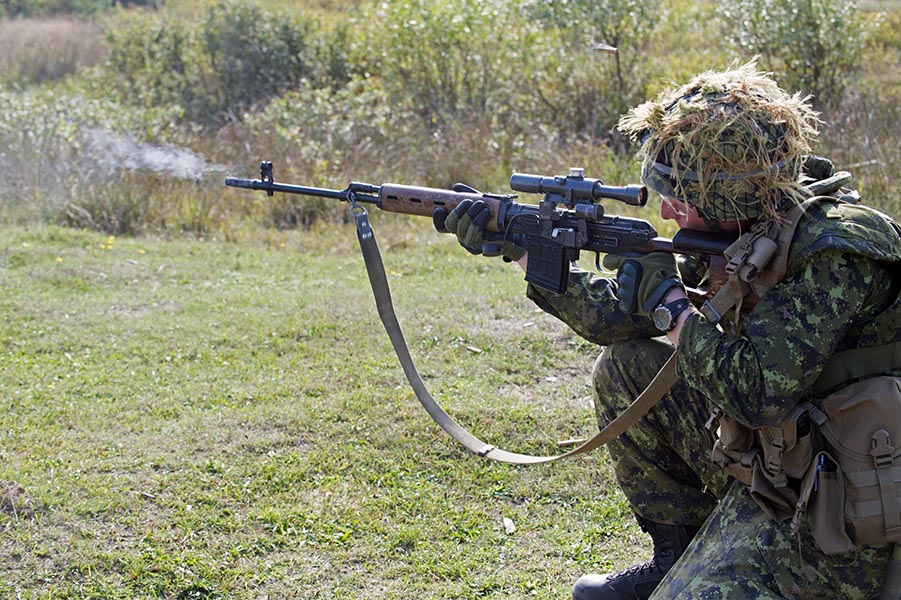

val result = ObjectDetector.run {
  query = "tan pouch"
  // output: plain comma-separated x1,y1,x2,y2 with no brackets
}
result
748,406,816,522
711,414,756,486
814,376,901,549
713,407,815,498
750,459,799,522
801,450,855,554
759,405,816,483
712,377,901,553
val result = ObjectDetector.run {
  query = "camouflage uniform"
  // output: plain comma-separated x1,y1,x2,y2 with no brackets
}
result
528,198,901,598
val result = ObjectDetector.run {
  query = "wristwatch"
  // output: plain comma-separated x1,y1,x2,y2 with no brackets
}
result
652,297,692,332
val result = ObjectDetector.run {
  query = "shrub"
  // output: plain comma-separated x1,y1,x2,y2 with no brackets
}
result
102,0,351,125
202,0,319,120
717,0,875,109
351,0,525,122
0,85,233,234
351,0,660,144
104,15,201,115
522,0,662,111
3,0,896,234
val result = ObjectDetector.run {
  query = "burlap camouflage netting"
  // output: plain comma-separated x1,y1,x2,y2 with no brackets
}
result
618,61,822,223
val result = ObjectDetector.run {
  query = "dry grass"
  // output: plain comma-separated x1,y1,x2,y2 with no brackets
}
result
0,17,107,85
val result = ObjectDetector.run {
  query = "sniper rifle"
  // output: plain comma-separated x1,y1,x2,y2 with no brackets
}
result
224,162,736,464
225,162,736,296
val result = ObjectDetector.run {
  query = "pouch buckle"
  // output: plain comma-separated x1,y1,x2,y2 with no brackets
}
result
870,429,895,468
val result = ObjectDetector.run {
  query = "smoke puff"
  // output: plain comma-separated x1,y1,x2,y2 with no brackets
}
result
81,127,228,181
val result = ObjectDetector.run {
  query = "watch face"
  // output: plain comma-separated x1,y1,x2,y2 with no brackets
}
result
653,298,690,331
653,305,673,331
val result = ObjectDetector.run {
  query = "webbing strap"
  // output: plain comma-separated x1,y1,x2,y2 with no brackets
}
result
352,206,678,464
879,544,901,600
700,278,745,324
877,464,901,542
844,465,901,489
700,197,829,327
812,341,901,395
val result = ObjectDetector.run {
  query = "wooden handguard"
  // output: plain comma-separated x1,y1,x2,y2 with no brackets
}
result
377,184,508,232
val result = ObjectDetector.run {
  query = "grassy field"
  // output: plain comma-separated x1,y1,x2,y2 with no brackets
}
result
0,220,636,599
1,0,898,597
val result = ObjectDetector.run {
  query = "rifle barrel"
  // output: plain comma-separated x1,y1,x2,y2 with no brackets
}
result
224,177,380,203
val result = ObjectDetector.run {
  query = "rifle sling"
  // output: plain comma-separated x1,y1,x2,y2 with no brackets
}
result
352,206,678,464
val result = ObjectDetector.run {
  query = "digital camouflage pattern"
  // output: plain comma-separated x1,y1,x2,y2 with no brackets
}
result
658,482,890,599
677,199,901,427
528,199,901,597
526,256,706,347
590,338,730,525
591,339,890,599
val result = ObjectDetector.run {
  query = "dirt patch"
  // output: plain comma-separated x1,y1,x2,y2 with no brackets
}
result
0,480,37,520
105,301,179,318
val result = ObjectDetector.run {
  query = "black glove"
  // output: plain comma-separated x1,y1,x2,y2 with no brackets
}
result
434,199,525,261
802,154,836,181
602,252,683,317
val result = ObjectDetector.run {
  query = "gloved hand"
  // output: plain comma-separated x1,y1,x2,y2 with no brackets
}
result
802,154,836,181
434,199,525,261
602,252,683,317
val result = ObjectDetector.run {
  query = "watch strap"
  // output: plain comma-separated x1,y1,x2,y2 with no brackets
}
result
657,297,691,331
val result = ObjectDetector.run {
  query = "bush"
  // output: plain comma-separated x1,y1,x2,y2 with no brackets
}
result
241,75,636,209
717,0,875,109
522,0,662,117
104,15,199,115
351,0,525,122
350,0,660,146
0,85,236,234
203,0,319,120
2,0,897,233
103,0,351,125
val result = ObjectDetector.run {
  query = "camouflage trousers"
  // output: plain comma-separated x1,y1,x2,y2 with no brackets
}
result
593,338,891,599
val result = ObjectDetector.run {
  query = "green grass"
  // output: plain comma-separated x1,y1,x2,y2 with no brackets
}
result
0,221,638,599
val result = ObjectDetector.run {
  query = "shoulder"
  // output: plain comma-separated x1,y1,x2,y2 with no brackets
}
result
787,199,901,269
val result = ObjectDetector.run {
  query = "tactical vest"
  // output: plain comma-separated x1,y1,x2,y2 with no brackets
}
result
706,192,901,555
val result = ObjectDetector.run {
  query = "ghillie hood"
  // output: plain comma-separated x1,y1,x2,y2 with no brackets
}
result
618,61,821,223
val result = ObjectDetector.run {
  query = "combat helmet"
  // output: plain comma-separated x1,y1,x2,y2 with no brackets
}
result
618,61,821,223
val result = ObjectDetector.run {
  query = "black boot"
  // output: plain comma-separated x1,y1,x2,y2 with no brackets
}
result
572,515,700,600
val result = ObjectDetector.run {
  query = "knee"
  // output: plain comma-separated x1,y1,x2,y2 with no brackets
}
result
591,339,672,414
592,342,632,387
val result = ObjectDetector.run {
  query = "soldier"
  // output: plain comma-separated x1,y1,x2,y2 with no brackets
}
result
439,62,899,599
